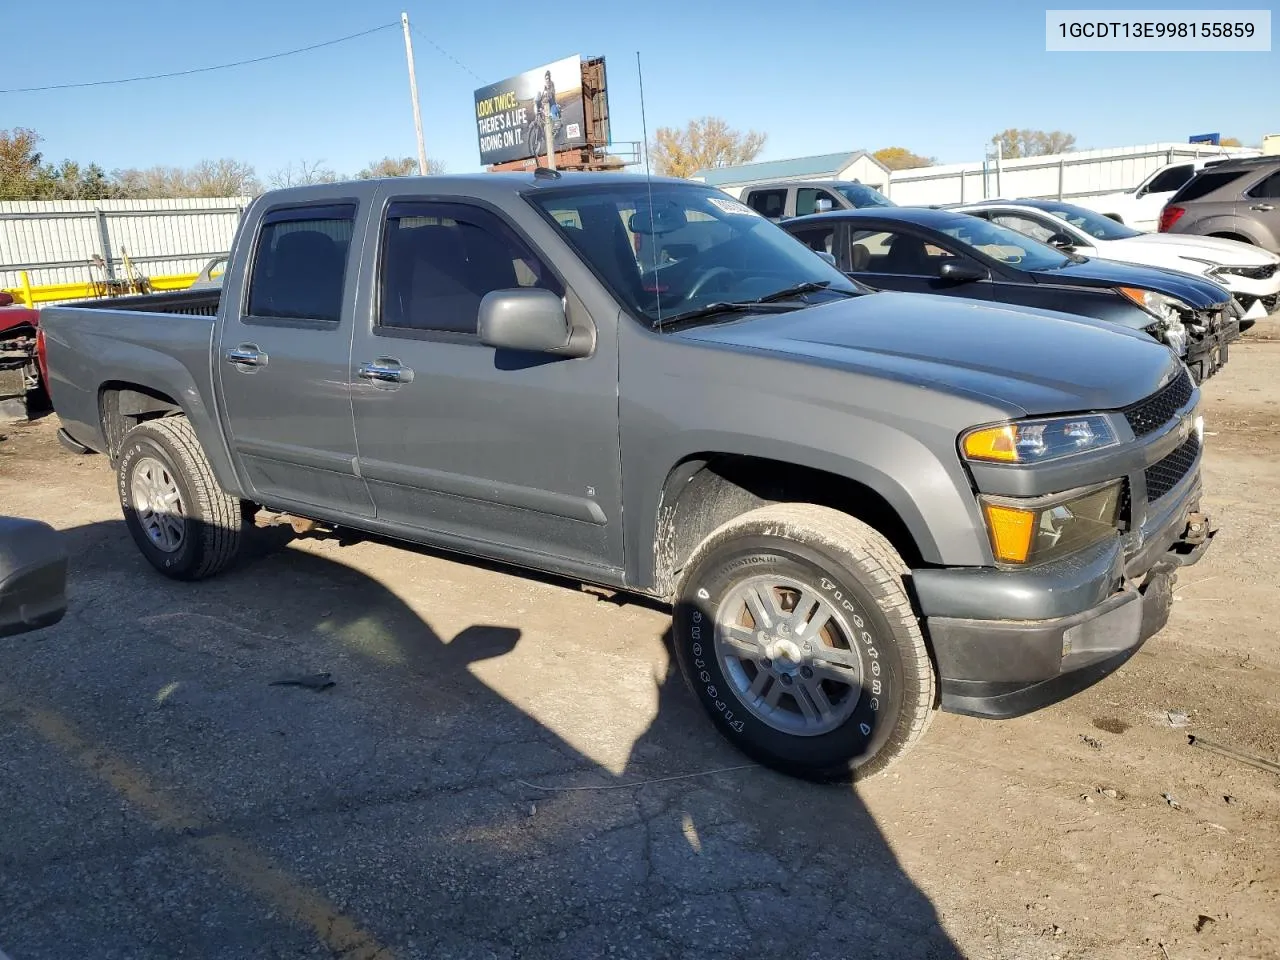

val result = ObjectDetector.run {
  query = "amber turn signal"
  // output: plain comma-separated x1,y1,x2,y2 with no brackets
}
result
981,502,1036,564
962,425,1019,462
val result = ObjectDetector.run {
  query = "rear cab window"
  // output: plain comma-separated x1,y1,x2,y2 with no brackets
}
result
246,203,356,324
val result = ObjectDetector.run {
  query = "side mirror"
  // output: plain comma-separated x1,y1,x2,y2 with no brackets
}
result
478,289,589,358
938,261,987,283
1046,233,1076,250
0,517,68,638
816,251,838,267
814,199,834,214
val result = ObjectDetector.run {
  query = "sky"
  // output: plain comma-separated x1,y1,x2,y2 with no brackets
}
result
3,0,1276,180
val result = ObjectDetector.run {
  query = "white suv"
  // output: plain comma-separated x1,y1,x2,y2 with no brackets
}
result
1080,159,1225,231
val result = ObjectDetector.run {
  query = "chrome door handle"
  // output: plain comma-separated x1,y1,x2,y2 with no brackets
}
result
1250,203,1275,212
225,344,266,367
358,360,414,384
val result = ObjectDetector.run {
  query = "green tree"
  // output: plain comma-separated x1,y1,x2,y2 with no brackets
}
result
0,127,47,200
872,147,935,171
649,117,767,178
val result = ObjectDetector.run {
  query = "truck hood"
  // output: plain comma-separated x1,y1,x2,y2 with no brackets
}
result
1110,232,1280,267
1027,257,1230,309
674,293,1179,417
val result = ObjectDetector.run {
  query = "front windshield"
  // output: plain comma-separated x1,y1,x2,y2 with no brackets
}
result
528,183,858,326
1031,202,1143,241
940,215,1074,270
834,183,895,208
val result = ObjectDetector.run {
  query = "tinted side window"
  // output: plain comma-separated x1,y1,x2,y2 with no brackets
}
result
790,224,835,255
991,213,1057,243
745,189,786,218
1145,164,1193,194
379,202,561,335
795,188,841,217
846,229,953,274
247,204,355,323
1171,170,1245,203
1246,170,1280,199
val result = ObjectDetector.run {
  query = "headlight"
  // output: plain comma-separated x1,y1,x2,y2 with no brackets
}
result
1117,287,1193,322
981,481,1123,565
1147,321,1189,357
961,415,1119,464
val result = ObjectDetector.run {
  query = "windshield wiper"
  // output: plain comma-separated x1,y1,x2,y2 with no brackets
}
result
754,280,834,302
657,301,763,328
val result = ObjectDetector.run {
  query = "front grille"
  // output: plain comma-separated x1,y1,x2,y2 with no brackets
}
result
1224,263,1278,281
1117,479,1132,529
1122,367,1193,438
1145,435,1199,502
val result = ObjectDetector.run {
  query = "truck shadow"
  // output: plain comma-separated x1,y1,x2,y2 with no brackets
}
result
4,517,963,960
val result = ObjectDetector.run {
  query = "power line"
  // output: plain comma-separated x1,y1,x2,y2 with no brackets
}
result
411,26,486,84
0,22,400,94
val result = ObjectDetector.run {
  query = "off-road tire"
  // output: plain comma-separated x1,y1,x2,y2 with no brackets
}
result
117,416,245,580
673,503,935,782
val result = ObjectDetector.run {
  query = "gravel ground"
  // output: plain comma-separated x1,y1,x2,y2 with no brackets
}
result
1,324,1278,960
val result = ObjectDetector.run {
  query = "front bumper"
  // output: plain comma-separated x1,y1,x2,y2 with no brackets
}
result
914,463,1213,719
1183,308,1238,383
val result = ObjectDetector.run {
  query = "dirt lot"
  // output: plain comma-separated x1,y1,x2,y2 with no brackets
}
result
1,327,1278,960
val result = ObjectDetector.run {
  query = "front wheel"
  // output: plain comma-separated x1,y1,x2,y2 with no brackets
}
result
673,504,936,782
117,416,246,580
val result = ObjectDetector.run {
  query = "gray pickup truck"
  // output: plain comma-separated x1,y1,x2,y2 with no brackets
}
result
40,172,1214,781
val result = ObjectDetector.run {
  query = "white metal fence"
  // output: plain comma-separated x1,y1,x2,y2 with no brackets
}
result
883,142,1257,207
0,196,251,291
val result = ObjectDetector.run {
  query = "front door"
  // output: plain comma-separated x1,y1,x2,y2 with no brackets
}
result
215,199,374,517
348,195,624,575
845,225,992,298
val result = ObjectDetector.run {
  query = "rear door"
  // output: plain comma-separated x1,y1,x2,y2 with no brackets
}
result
1240,168,1280,250
347,193,624,574
215,199,374,517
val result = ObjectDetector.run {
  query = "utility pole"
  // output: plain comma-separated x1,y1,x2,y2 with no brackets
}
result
401,12,428,176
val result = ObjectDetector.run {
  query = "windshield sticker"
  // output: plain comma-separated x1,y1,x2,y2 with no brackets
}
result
708,197,761,217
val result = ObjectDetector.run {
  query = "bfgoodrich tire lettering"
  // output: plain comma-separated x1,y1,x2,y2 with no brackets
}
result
673,504,935,781
117,416,245,580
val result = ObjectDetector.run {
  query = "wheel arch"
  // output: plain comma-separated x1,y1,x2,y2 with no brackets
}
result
644,449,942,599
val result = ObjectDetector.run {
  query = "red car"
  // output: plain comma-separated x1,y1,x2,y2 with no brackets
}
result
0,292,49,419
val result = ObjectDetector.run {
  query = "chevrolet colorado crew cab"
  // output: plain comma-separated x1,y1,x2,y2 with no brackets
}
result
40,173,1215,781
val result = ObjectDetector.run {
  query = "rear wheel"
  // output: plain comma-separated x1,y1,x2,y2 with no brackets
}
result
116,416,245,580
672,504,935,782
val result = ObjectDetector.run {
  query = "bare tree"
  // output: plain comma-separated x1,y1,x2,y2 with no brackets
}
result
990,129,1077,159
872,147,936,171
188,158,260,197
649,117,766,178
356,156,445,178
269,159,339,189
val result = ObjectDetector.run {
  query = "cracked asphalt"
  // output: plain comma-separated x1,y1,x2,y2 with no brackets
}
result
3,326,1280,959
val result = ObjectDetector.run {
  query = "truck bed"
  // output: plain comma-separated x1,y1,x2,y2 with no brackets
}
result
65,287,221,317
40,288,224,459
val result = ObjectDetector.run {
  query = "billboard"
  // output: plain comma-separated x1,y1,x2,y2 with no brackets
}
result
474,55,588,166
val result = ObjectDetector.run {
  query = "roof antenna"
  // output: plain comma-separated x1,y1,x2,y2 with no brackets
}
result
636,51,661,330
